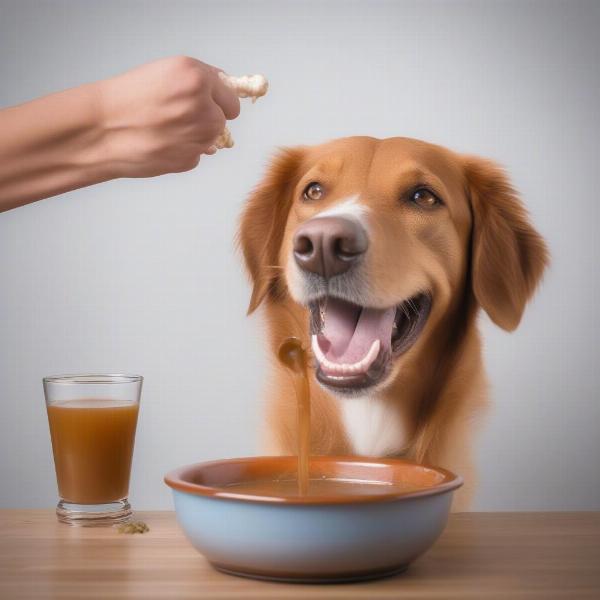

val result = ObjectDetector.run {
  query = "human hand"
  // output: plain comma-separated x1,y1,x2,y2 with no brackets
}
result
97,56,241,178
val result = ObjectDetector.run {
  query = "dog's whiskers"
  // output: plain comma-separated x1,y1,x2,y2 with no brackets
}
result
400,301,410,319
407,298,419,317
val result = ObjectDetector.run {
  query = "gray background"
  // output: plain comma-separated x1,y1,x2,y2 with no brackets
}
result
0,0,598,511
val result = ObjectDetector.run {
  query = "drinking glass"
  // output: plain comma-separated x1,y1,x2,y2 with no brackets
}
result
43,374,142,526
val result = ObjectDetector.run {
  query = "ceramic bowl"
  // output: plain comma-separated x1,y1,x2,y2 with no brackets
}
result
164,456,462,583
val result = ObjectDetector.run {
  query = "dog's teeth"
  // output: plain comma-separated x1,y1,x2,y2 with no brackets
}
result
366,339,381,365
311,336,382,376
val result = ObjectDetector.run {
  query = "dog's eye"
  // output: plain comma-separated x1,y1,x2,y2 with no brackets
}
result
410,188,441,208
303,182,324,202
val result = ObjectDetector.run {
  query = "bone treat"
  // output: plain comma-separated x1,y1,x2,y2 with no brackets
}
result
210,73,269,152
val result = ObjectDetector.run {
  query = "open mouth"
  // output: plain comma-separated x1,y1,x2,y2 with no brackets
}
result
308,293,432,392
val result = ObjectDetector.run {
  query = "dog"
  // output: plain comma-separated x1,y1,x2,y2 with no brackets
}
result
238,136,548,510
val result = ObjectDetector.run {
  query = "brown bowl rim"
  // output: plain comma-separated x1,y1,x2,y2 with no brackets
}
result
164,455,463,505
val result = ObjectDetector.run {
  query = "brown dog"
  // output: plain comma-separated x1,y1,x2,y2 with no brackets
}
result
238,136,548,510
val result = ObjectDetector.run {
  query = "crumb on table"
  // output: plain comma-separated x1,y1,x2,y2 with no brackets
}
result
115,520,149,534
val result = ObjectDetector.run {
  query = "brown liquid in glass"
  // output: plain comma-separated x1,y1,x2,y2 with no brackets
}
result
47,399,139,504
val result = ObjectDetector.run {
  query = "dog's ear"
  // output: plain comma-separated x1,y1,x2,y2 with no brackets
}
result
238,147,305,314
464,157,549,331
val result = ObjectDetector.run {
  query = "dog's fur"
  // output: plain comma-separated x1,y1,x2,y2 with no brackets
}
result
238,136,548,510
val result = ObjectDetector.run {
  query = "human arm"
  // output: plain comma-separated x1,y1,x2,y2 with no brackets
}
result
0,56,240,212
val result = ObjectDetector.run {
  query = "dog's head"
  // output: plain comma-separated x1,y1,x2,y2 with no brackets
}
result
239,137,548,395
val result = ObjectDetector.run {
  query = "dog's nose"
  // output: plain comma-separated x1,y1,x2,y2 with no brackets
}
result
293,216,368,278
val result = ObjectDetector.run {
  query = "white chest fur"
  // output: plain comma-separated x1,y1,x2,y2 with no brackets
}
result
337,395,407,457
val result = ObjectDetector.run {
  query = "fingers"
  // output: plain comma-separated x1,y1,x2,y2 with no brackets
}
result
211,75,241,120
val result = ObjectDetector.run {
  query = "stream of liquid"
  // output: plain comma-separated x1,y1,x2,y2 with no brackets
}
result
228,338,423,499
278,338,310,494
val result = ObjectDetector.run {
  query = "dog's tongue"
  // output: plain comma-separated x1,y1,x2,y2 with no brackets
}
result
318,298,395,363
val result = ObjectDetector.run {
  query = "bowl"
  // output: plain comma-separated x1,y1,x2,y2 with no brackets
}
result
164,456,462,583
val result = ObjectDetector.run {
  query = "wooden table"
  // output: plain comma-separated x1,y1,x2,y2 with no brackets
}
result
0,511,598,599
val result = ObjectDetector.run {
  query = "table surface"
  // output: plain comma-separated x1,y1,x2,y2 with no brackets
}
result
1,510,599,599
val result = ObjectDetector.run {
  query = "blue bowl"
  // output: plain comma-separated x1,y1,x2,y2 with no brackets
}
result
164,456,462,583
